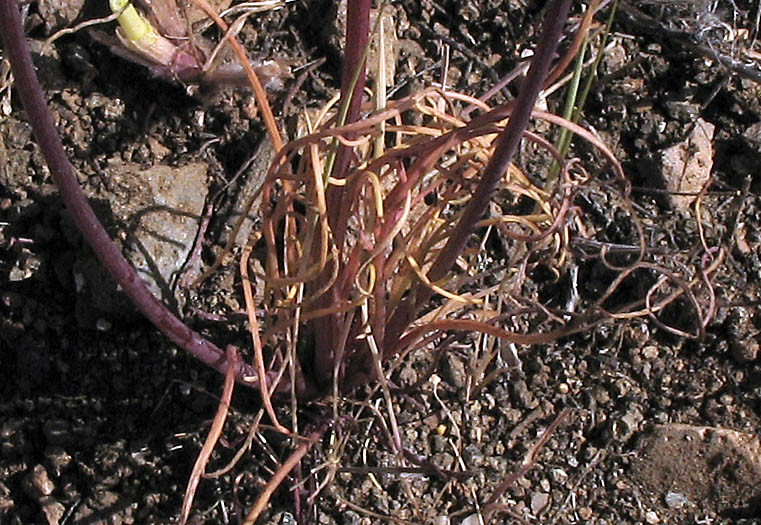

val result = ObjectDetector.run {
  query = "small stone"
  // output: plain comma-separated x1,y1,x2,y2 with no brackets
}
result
593,386,611,404
37,0,85,31
422,415,439,430
22,465,55,499
461,514,480,525
551,468,568,484
664,101,699,121
719,393,734,405
530,492,550,514
664,491,687,509
45,447,71,477
442,353,466,388
0,481,13,515
39,496,65,525
642,346,659,360
76,162,209,324
462,444,483,467
660,118,714,211
612,379,629,398
613,407,643,442
645,510,659,523
743,121,761,149
398,362,417,385
511,379,538,409
9,251,42,281
577,506,593,520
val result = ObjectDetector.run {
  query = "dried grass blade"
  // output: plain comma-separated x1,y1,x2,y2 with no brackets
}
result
179,345,238,525
241,242,291,434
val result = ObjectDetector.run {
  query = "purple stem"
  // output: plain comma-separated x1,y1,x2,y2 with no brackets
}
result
383,0,573,353
326,0,370,245
0,0,259,385
312,0,371,384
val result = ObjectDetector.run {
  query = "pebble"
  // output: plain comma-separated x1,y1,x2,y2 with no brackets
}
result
659,117,714,211
36,0,85,31
645,510,660,523
442,353,466,388
22,464,55,499
74,162,209,324
462,444,483,467
530,492,550,514
577,506,593,520
613,406,643,441
664,490,687,509
511,379,539,408
45,446,72,477
612,379,629,398
460,514,480,525
39,496,65,525
642,346,659,360
551,467,568,484
0,481,13,515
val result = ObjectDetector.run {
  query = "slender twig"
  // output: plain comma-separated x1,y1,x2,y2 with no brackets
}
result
190,0,283,151
179,345,238,525
241,428,325,524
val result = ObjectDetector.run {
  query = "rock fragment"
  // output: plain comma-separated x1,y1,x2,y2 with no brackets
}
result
39,496,65,525
22,464,55,499
660,118,714,211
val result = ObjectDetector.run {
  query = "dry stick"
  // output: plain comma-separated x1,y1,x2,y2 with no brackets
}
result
484,408,570,518
0,0,259,386
392,318,590,361
240,242,293,433
41,9,122,54
179,345,238,525
205,409,264,478
242,428,324,524
190,0,283,151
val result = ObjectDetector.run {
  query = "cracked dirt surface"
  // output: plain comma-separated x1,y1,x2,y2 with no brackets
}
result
2,1,761,523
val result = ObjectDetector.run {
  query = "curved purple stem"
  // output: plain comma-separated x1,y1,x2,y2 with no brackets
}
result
0,0,259,385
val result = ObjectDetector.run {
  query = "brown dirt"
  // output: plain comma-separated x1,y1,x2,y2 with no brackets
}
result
2,1,761,524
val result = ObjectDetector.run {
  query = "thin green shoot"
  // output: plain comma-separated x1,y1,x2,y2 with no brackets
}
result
548,0,620,184
547,36,587,186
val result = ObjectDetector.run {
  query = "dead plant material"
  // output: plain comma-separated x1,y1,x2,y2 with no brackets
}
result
180,345,238,525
